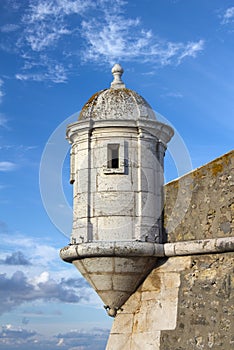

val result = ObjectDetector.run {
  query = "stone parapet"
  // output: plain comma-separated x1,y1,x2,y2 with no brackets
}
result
164,150,233,241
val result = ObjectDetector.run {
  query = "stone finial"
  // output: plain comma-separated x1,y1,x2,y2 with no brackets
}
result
111,64,126,89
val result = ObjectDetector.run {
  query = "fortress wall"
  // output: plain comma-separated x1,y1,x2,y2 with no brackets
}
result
106,150,234,349
164,150,233,242
160,252,233,349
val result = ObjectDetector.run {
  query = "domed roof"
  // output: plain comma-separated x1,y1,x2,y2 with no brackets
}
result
78,64,156,121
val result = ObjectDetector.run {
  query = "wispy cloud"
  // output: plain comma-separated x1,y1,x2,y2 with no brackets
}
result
19,0,94,59
15,42,71,83
0,23,19,33
16,60,68,83
0,78,5,103
0,114,8,127
221,7,234,24
177,40,204,63
161,92,183,99
81,13,204,65
0,161,17,171
4,0,22,11
6,0,205,83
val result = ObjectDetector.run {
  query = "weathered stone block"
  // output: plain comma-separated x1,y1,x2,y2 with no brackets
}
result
94,191,135,217
96,216,134,241
96,173,134,192
114,257,155,274
110,313,134,334
89,274,113,291
113,274,142,292
131,332,161,350
81,257,114,273
106,334,132,350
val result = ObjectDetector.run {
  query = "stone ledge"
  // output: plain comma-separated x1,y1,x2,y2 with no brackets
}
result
60,237,234,263
164,236,234,256
60,241,165,262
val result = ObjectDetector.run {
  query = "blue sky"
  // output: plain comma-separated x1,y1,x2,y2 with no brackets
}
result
0,0,233,349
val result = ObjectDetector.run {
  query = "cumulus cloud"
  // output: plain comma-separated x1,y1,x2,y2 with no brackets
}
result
0,270,89,315
0,251,31,266
1,324,36,339
0,325,44,349
1,233,59,267
0,325,109,350
6,0,205,83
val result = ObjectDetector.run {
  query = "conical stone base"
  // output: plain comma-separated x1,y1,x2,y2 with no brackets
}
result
73,256,158,316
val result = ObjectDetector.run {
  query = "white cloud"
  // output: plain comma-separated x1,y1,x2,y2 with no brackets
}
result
21,0,93,52
10,0,204,83
80,16,142,64
81,13,204,66
0,161,17,171
177,40,205,63
0,232,101,310
5,0,22,11
1,324,36,339
0,270,90,315
1,233,59,267
30,271,49,286
0,114,8,127
222,7,234,24
0,325,109,349
162,92,183,98
0,251,31,266
0,78,4,103
16,60,68,83
0,24,19,32
25,26,71,52
26,0,92,22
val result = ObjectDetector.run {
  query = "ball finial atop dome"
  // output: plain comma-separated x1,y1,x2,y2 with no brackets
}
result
111,63,125,89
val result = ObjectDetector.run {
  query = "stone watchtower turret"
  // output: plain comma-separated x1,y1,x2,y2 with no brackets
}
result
60,64,174,316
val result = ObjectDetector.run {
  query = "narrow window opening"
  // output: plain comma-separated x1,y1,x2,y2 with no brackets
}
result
107,144,119,168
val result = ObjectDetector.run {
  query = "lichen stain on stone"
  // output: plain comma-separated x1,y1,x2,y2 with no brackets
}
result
78,87,156,121
132,319,139,333
141,270,161,292
191,168,206,179
191,151,232,180
79,90,104,120
211,162,223,176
